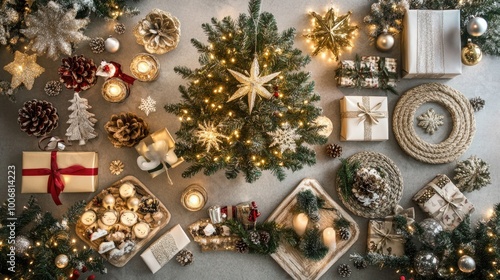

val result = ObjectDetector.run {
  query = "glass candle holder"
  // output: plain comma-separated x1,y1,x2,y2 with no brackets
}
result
181,184,207,211
102,77,129,102
130,53,160,82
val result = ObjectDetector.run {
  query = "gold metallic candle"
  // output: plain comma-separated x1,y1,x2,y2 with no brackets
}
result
181,184,207,211
130,53,160,82
102,77,129,102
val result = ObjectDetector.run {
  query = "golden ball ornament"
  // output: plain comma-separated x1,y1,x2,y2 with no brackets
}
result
104,36,120,53
376,32,394,52
127,197,141,211
102,193,116,209
458,255,476,273
54,254,69,268
467,16,488,37
314,116,333,138
461,39,482,66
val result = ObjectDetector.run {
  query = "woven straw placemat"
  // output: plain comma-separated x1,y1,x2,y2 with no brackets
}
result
336,151,403,218
393,83,475,164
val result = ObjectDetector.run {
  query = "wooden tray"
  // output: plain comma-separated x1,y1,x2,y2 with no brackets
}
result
75,175,171,267
266,178,359,280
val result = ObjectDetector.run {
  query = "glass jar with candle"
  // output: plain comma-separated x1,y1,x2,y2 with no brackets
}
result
130,53,160,82
181,184,207,211
102,77,129,102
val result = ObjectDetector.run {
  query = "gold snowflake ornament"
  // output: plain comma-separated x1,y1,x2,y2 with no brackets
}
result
109,160,124,175
227,57,280,114
304,8,357,61
3,51,45,90
194,121,228,153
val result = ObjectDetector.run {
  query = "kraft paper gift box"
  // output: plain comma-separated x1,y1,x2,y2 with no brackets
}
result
340,96,389,141
413,174,474,231
22,151,98,205
402,10,462,78
367,220,405,256
135,128,184,178
141,224,190,273
336,56,397,91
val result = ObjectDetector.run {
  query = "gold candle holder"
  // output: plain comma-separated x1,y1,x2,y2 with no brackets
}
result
181,184,207,211
130,53,160,82
102,77,129,102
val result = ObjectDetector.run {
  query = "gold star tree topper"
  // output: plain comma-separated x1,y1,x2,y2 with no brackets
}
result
227,57,280,114
304,8,357,61
3,51,45,90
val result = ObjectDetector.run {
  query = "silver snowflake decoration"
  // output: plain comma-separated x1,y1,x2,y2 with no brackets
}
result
417,108,444,134
194,121,228,153
21,1,90,60
267,123,301,153
138,96,157,116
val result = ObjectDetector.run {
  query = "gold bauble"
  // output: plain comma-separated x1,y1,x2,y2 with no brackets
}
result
461,39,482,66
102,193,116,209
54,254,69,268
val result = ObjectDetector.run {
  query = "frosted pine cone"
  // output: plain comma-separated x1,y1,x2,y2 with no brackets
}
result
469,97,485,112
352,167,389,209
58,55,97,92
338,264,352,277
89,37,105,54
18,99,59,136
114,23,126,35
259,231,271,245
235,240,249,253
133,9,180,54
249,231,260,245
326,143,342,158
104,112,150,148
339,227,351,240
44,80,63,96
175,249,194,266
353,259,368,269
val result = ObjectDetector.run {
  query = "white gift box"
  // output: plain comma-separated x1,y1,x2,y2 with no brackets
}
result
402,10,462,79
141,224,190,273
340,96,389,141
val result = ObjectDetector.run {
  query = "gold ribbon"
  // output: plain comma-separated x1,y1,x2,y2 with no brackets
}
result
371,221,404,254
341,96,387,140
428,182,466,224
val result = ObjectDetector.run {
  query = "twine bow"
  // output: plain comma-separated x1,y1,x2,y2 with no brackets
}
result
429,182,466,224
22,151,98,205
357,101,385,125
371,221,404,253
386,205,415,225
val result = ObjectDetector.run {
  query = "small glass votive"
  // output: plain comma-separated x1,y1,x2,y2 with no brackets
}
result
181,184,207,211
102,77,129,102
130,53,160,82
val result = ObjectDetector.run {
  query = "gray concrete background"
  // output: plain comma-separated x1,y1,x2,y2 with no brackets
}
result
1,0,500,279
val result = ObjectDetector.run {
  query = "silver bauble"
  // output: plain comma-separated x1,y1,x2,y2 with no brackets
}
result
414,251,439,276
467,17,488,37
419,218,443,247
376,32,395,52
458,255,476,273
15,235,32,256
54,253,69,269
105,36,120,53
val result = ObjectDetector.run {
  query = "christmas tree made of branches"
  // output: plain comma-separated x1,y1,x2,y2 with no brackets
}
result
165,0,326,183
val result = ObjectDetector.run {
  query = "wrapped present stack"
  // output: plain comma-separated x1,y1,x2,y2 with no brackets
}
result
336,55,397,94
402,10,462,78
340,96,389,141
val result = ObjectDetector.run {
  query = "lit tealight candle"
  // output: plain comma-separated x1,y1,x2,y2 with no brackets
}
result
102,77,129,102
181,184,207,211
119,182,136,199
130,53,160,82
292,213,309,236
322,227,337,250
80,210,97,226
133,222,150,239
137,61,151,73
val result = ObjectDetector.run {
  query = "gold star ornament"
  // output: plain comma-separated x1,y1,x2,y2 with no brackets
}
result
227,57,280,114
3,51,45,90
304,8,358,61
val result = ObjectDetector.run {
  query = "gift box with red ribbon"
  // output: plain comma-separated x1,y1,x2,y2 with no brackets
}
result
22,151,98,205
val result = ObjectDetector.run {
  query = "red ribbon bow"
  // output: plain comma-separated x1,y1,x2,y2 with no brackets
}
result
22,151,98,205
105,61,135,85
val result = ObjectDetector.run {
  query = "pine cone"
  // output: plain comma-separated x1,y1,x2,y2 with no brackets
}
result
469,97,485,112
18,99,59,136
259,231,271,245
326,143,342,158
338,264,352,278
175,249,194,266
339,227,351,240
104,112,150,148
235,240,249,253
248,231,260,245
44,80,62,96
89,37,105,54
114,23,126,35
58,55,97,92
133,9,180,54
353,259,368,270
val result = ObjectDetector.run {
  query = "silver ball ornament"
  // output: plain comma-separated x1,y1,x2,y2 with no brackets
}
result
54,254,69,269
15,235,32,256
458,255,476,273
105,36,120,53
419,218,443,247
414,251,439,276
376,32,395,52
467,17,488,37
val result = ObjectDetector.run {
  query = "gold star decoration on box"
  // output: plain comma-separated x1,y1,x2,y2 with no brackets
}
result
227,57,280,114
3,51,45,90
304,8,358,61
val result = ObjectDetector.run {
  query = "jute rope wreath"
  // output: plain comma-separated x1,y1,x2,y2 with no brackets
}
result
393,83,475,164
336,151,403,218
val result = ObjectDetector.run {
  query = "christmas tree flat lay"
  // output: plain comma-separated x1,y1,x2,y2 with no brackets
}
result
1,0,500,279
